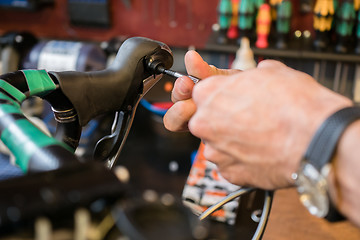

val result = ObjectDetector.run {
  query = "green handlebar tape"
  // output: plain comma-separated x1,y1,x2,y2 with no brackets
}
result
0,118,71,172
0,102,22,116
0,69,72,172
22,69,57,97
0,80,26,103
0,92,21,107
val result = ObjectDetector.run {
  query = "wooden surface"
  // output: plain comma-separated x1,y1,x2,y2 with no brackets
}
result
263,188,360,240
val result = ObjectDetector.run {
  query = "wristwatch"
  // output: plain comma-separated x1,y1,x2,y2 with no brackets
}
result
292,106,360,219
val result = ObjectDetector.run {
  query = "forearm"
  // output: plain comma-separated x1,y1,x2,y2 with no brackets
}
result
329,120,360,227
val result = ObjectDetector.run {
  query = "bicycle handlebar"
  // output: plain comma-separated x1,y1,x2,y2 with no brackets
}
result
51,37,173,126
0,38,274,240
0,70,79,172
0,37,173,172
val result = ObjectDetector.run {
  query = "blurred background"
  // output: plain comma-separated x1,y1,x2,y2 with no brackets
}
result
1,0,360,239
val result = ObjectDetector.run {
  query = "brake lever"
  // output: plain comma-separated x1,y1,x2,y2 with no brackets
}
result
94,73,163,168
50,37,173,168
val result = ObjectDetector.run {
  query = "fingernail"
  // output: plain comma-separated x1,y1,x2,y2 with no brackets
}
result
178,77,191,95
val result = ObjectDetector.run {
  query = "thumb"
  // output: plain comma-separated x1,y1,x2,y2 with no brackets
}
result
185,50,239,79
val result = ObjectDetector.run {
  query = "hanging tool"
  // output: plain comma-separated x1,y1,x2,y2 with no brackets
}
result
275,0,292,49
238,0,257,39
335,0,356,54
217,0,233,44
353,4,360,102
313,0,335,51
312,0,335,84
355,0,360,9
256,3,271,48
269,0,283,26
227,0,240,41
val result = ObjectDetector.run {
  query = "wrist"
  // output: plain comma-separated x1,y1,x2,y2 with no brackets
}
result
293,105,360,220
288,95,352,185
328,119,360,226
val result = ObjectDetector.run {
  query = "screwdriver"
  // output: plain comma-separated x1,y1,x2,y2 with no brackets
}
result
156,65,200,84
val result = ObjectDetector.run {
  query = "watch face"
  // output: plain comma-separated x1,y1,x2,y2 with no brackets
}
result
295,162,329,218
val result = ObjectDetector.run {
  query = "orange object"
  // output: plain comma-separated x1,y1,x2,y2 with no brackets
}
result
163,80,173,92
227,0,240,39
186,143,207,186
200,206,226,218
256,3,271,48
182,141,241,224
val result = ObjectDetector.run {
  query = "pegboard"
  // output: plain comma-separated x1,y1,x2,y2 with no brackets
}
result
0,0,314,48
0,0,218,48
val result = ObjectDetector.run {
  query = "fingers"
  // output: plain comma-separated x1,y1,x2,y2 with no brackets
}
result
171,76,195,103
170,51,240,104
166,51,240,133
201,143,250,186
185,50,240,78
202,143,235,166
184,50,213,79
191,74,231,106
163,98,196,132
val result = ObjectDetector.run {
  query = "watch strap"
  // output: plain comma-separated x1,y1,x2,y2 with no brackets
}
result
305,106,360,170
304,106,360,221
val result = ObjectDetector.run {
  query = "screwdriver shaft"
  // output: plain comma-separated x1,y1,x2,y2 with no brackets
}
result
163,69,200,84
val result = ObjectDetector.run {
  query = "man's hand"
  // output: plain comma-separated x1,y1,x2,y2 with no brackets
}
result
163,50,239,131
165,51,360,227
166,53,351,189
188,60,352,189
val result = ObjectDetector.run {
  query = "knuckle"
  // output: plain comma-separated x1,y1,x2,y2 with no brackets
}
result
192,77,214,103
188,115,199,135
221,172,236,185
172,77,192,103
163,101,195,132
188,114,206,138
191,84,202,103
202,145,217,162
220,171,244,186
163,111,178,131
257,59,285,69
